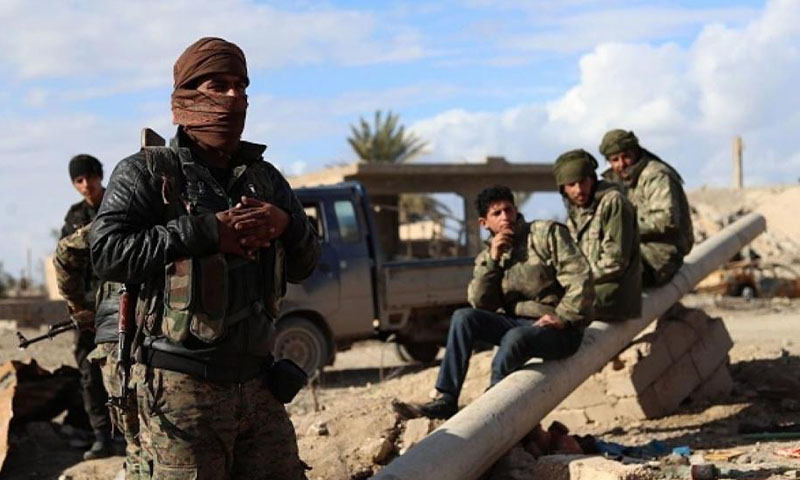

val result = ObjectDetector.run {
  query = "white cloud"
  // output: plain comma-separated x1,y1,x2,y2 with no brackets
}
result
413,0,800,188
500,6,756,54
291,161,308,176
412,105,556,163
0,0,425,89
24,88,49,108
0,111,146,282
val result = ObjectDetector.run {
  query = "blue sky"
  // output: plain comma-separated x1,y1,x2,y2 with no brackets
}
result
3,0,799,281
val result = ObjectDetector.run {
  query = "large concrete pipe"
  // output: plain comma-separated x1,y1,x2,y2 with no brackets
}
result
374,212,766,480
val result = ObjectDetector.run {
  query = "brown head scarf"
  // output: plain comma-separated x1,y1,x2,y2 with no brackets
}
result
171,37,249,157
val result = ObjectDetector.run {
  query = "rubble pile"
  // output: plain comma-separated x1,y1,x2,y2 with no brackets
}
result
545,306,733,428
0,360,88,474
689,186,800,265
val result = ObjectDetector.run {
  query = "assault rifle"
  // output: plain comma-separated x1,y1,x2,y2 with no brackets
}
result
16,318,78,349
108,127,165,411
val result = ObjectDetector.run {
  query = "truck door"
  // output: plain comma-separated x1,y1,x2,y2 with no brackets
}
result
327,191,377,337
282,198,340,316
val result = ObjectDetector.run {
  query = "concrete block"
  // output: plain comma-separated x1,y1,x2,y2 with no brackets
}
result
530,454,656,480
651,352,703,414
543,409,589,430
605,338,673,397
690,363,733,402
614,386,665,419
560,376,607,409
681,308,715,331
584,402,623,426
607,310,712,397
659,318,700,361
689,319,733,380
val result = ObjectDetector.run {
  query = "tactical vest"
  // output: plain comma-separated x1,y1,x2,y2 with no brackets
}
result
135,146,286,346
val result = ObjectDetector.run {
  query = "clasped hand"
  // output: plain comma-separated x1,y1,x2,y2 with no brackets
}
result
216,197,290,259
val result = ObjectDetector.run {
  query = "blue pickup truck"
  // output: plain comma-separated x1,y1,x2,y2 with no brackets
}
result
274,182,475,373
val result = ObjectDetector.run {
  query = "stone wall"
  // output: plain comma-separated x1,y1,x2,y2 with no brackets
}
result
544,306,733,428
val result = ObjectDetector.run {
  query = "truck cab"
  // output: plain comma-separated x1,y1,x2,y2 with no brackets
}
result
273,182,474,373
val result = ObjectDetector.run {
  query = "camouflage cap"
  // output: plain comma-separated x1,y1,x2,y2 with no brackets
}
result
599,129,639,158
553,149,598,186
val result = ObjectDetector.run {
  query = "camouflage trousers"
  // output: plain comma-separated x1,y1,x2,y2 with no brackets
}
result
134,364,308,480
93,343,145,479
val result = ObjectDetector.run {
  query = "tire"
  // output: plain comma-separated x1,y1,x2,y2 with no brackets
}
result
395,342,439,364
274,317,329,376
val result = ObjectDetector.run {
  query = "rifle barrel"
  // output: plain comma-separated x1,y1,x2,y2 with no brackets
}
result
17,323,77,349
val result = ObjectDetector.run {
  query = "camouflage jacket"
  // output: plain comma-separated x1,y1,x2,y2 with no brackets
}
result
54,223,96,312
54,223,121,343
60,198,100,239
603,153,694,286
57,198,100,311
468,217,595,329
565,181,642,321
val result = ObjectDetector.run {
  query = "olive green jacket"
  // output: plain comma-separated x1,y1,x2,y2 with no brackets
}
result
565,181,642,321
467,217,595,329
603,153,694,286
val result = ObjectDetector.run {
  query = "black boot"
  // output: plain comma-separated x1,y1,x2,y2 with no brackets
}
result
392,397,458,420
83,433,113,460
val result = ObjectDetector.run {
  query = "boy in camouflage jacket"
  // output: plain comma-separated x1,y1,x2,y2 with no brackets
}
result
393,185,594,420
55,154,112,460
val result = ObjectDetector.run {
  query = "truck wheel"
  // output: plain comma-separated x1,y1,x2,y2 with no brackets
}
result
274,317,329,376
396,342,439,364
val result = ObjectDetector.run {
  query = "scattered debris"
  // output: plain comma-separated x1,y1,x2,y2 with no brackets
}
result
308,422,329,436
672,446,692,457
399,418,432,453
695,260,800,299
486,445,538,480
525,454,657,480
774,446,800,460
690,463,719,480
703,449,744,462
361,437,393,464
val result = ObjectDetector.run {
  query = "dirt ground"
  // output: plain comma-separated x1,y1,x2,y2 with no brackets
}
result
0,295,799,479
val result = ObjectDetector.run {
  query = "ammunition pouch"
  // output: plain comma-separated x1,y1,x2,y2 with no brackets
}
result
265,358,308,404
163,254,229,343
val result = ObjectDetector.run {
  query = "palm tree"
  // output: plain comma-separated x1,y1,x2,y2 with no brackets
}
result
347,110,427,164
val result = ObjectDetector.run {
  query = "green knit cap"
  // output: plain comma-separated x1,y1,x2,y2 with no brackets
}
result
553,149,598,186
599,129,639,158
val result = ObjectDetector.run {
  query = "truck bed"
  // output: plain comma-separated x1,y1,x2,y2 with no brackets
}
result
380,257,474,310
